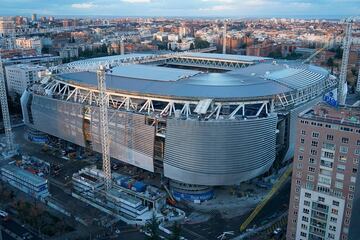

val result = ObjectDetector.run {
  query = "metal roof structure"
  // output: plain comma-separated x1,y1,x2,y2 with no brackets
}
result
182,52,272,63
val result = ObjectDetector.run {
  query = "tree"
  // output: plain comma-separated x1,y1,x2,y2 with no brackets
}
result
194,37,210,49
145,214,160,240
169,223,182,240
189,43,194,50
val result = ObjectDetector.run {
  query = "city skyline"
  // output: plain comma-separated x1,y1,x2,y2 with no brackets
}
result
0,0,359,18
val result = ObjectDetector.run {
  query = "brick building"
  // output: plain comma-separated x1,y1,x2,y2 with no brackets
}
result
287,103,360,240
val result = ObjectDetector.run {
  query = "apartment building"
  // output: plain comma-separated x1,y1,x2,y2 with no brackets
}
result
5,64,46,96
287,103,360,240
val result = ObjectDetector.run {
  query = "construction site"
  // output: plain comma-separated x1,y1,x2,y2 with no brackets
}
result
0,19,359,239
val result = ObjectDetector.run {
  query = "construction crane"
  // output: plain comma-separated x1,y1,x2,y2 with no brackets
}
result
223,19,228,54
0,56,15,155
240,164,293,232
97,65,112,190
337,19,353,105
356,66,360,94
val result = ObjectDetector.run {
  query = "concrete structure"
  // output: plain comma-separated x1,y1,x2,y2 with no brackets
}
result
287,103,360,240
21,53,337,191
5,64,46,96
0,164,49,200
72,167,166,225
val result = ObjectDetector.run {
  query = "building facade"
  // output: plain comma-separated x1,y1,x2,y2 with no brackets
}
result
5,64,46,96
287,103,360,240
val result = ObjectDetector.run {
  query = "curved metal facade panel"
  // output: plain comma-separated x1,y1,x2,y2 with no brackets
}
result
163,115,278,186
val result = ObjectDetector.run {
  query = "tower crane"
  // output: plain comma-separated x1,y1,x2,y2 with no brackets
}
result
222,19,229,54
97,65,112,190
0,56,15,156
337,19,353,105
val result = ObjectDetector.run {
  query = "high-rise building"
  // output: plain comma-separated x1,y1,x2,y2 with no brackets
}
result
31,13,37,22
287,102,360,240
5,64,46,96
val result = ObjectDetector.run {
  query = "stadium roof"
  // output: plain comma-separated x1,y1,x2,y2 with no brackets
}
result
57,54,329,100
182,52,271,62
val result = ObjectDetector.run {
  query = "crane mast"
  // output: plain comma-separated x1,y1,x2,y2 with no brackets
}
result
0,57,14,154
97,65,112,190
337,20,352,105
222,20,227,54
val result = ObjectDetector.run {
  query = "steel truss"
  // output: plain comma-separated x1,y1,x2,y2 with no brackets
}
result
165,56,254,70
37,78,274,122
275,75,338,108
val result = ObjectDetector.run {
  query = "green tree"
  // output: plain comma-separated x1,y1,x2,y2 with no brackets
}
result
169,223,182,240
145,214,161,240
194,37,210,49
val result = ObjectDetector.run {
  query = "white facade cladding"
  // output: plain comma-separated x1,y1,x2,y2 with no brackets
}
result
21,53,337,187
164,115,278,185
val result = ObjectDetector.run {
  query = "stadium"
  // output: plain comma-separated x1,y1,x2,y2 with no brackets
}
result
21,52,337,200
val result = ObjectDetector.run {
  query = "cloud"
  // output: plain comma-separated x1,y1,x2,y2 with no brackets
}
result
122,0,151,3
199,5,233,11
71,2,96,9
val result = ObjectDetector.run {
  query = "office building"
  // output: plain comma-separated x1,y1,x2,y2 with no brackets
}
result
15,37,43,55
0,17,15,37
287,103,360,240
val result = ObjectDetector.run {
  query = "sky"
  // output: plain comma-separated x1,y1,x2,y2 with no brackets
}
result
0,0,359,18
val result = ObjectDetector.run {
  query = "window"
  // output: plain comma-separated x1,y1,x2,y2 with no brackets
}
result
335,181,343,189
300,138,305,144
311,141,318,147
302,216,309,222
308,166,316,173
305,192,311,198
297,163,303,169
298,155,303,161
342,137,349,144
323,151,334,159
330,217,337,223
300,232,307,237
301,130,306,135
304,200,310,206
337,164,346,171
303,208,309,214
331,208,338,215
336,173,344,180
327,134,334,141
310,149,317,156
307,175,314,182
301,224,307,230
348,194,354,200
355,149,360,155
357,140,360,146
332,200,339,206
349,185,355,192
354,158,359,165
312,132,319,138
339,156,347,163
340,146,348,154
329,225,336,231
350,176,356,183
353,168,358,174
318,196,325,202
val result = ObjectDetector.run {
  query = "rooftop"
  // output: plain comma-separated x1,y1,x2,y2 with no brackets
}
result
1,164,47,186
58,59,328,100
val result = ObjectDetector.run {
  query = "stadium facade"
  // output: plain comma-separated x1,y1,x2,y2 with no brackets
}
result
21,53,337,189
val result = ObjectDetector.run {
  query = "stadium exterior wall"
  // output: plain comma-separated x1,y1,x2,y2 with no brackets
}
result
163,114,278,186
